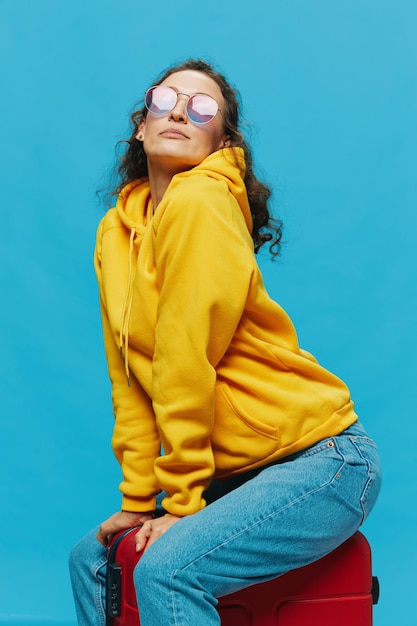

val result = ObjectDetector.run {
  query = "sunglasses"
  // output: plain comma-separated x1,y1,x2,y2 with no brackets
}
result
144,85,222,125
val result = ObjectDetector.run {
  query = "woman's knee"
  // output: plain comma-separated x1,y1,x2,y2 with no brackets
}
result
69,526,104,574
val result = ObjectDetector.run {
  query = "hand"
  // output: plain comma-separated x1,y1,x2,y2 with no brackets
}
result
96,510,155,547
135,514,182,553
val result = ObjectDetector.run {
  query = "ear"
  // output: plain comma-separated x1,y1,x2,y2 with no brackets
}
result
220,135,231,148
136,119,146,141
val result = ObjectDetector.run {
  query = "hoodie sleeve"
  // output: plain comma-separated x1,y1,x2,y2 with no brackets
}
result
94,219,161,512
151,176,255,516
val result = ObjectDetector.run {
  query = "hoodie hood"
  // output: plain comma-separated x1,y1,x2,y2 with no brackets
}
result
115,147,251,236
168,147,252,234
115,178,153,234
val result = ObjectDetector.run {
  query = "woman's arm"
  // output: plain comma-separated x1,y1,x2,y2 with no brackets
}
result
100,303,161,512
95,220,161,513
151,177,254,516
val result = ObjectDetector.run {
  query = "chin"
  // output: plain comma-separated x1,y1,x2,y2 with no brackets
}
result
150,151,206,172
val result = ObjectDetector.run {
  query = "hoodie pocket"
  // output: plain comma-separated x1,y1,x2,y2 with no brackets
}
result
212,382,280,474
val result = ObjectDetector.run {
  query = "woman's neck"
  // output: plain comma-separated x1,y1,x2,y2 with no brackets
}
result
148,173,170,209
147,162,180,209
147,160,194,209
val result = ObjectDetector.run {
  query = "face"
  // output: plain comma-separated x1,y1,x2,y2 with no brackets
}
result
137,70,230,176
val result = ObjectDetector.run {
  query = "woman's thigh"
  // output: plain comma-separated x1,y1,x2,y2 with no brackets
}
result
136,423,381,599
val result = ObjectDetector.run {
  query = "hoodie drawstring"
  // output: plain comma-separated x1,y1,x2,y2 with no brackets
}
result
119,227,136,386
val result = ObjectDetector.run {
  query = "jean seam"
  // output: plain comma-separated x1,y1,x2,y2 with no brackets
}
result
170,567,182,626
348,437,375,522
91,554,108,626
348,434,378,448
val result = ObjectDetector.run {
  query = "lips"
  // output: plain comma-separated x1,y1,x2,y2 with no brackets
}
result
160,127,189,139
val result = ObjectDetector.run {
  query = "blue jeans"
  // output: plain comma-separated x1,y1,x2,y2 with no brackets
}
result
69,421,381,626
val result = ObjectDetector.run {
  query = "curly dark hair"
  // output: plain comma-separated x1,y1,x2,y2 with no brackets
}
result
111,59,283,257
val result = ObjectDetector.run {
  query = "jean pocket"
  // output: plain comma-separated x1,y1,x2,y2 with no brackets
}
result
348,436,382,521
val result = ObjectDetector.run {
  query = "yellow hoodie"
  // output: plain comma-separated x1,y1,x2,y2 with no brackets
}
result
94,147,357,517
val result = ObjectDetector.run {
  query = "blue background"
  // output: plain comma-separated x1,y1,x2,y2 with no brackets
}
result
1,1,416,624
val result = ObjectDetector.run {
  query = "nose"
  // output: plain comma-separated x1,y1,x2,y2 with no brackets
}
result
168,93,188,123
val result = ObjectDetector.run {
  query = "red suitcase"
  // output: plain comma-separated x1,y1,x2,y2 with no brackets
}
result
106,527,379,626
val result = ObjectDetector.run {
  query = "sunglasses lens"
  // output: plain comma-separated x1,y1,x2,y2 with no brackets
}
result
145,87,219,124
187,94,218,124
145,86,176,115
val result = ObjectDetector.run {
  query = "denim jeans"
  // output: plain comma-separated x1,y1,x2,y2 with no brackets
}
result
69,421,381,626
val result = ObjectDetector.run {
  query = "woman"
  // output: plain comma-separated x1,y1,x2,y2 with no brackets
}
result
69,59,381,626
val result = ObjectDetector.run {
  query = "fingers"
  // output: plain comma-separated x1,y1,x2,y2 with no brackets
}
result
95,511,152,548
96,514,121,547
96,521,113,547
96,529,110,547
135,519,153,552
135,515,182,553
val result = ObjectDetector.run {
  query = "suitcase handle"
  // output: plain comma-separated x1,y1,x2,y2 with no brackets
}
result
106,564,122,618
372,576,380,605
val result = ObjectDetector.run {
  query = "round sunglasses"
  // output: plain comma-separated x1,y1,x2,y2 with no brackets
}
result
144,85,222,125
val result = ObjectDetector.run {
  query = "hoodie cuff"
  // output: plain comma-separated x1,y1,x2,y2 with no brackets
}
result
121,494,157,513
